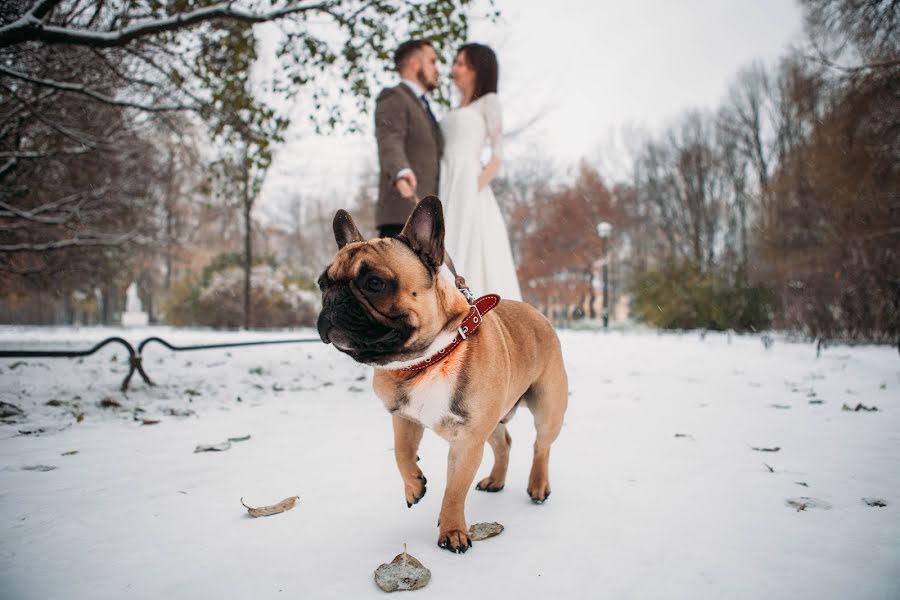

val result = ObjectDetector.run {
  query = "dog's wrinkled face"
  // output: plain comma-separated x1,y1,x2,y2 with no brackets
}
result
317,197,455,366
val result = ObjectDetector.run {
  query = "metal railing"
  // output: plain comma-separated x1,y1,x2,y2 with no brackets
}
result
0,335,320,391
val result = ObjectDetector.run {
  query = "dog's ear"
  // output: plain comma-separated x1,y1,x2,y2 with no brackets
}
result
398,196,445,270
333,210,364,249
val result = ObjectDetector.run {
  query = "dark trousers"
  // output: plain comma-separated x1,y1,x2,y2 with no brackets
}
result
377,223,404,238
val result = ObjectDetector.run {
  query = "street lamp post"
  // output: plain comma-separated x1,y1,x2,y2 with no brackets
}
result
597,221,612,330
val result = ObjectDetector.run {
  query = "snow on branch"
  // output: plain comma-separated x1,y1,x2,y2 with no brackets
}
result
0,231,137,252
0,64,193,112
0,1,333,48
0,187,108,224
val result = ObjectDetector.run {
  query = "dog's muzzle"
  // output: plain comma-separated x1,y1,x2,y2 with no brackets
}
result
316,286,413,362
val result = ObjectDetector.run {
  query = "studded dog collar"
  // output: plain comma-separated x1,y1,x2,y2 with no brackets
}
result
397,294,500,372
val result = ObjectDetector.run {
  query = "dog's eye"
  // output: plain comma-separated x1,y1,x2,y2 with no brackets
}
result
364,276,386,293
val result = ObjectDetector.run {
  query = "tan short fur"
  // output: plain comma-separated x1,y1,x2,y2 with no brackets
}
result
317,197,568,553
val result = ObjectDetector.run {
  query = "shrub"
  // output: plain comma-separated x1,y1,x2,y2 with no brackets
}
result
631,261,773,332
161,256,319,328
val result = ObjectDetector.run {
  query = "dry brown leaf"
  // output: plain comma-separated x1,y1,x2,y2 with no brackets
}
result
468,522,504,541
240,496,299,518
374,544,431,592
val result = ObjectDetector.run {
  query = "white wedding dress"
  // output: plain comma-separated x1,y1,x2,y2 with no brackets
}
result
438,93,522,301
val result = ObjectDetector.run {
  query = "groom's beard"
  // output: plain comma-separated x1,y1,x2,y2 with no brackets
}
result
416,68,437,92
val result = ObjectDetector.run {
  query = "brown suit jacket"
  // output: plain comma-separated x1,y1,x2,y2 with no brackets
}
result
374,84,443,227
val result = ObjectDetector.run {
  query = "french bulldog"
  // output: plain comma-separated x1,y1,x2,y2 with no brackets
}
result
317,196,568,553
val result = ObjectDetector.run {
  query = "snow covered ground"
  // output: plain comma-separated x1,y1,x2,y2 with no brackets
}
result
1,325,897,599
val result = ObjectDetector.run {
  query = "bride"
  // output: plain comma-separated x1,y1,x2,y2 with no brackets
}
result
438,43,522,301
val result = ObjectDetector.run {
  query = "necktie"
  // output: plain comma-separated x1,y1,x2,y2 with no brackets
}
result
420,94,438,128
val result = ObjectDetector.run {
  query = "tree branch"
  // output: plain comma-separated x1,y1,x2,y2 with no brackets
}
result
0,64,195,112
0,186,108,220
0,146,95,159
0,1,334,48
0,158,16,178
0,192,97,224
28,0,65,21
0,231,136,252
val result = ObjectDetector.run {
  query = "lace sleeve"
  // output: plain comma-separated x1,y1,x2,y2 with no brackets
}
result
479,93,503,160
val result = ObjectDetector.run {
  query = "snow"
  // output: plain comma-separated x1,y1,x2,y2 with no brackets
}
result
1,326,898,599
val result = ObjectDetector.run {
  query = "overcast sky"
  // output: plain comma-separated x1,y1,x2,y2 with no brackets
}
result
257,0,804,223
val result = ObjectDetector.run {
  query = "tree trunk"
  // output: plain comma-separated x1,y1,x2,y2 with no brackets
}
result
242,144,252,330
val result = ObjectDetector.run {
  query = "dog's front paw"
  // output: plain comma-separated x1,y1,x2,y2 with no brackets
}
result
437,529,472,554
475,476,505,493
527,479,551,504
404,473,427,508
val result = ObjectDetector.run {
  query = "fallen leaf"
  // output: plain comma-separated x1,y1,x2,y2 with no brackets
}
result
17,428,46,436
769,404,791,410
45,399,66,407
240,496,299,518
99,397,122,409
141,419,160,426
842,403,878,412
22,464,57,472
763,463,775,473
228,434,251,442
76,414,85,423
194,442,231,453
785,497,831,512
374,544,431,592
468,522,504,541
674,433,695,441
862,497,887,507
751,446,781,452
163,408,196,417
0,401,25,418
62,450,78,456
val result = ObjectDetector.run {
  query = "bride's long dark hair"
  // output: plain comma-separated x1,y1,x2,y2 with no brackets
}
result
458,43,498,101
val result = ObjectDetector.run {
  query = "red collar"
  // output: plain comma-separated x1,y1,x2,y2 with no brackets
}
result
397,294,500,372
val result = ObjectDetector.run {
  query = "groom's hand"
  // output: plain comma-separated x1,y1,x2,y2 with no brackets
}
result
395,172,417,199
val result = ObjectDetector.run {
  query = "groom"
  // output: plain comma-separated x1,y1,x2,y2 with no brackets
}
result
374,39,443,238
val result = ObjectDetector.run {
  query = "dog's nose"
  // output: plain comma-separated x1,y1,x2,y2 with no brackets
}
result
316,311,333,344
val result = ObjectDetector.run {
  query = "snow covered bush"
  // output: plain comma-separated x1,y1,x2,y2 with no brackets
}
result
161,255,319,328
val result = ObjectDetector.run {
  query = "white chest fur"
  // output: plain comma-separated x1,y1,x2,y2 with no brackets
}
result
398,373,463,430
